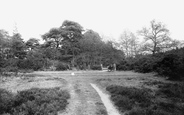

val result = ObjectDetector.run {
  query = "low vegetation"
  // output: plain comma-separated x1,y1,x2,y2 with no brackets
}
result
117,48,184,80
106,83,184,115
0,87,70,115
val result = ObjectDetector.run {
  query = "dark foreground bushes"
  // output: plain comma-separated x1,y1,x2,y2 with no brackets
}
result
156,83,184,101
156,53,184,80
106,84,184,115
0,88,70,115
106,85,152,113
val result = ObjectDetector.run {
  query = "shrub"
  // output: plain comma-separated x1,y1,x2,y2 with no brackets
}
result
0,89,14,114
91,65,102,70
55,62,69,71
156,53,184,80
106,85,152,112
157,83,184,101
111,95,132,111
133,55,159,73
116,60,129,71
106,84,184,115
0,88,70,115
127,107,170,115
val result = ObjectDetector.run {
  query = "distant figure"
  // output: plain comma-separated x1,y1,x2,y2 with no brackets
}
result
108,64,114,72
113,63,116,71
108,63,116,72
101,64,103,70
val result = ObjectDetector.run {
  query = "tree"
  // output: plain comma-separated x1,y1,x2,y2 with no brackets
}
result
42,28,63,49
42,20,84,67
138,20,171,55
11,33,27,59
78,30,124,68
0,30,10,59
26,38,40,51
60,20,84,66
78,30,104,66
0,30,10,72
119,31,139,57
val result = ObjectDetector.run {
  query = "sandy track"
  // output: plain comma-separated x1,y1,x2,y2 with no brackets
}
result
91,83,121,115
57,73,108,115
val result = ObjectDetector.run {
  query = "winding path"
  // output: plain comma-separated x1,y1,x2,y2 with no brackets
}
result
91,83,121,115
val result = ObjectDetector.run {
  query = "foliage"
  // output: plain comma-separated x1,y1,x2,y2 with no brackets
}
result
106,85,152,113
26,38,40,50
117,47,184,80
156,53,184,80
0,19,183,75
55,62,69,71
90,65,102,70
0,88,70,115
119,31,140,57
156,83,184,101
116,59,130,70
11,33,27,59
133,55,159,73
0,89,14,114
138,20,172,55
106,84,184,115
42,20,84,67
23,50,47,71
78,30,124,67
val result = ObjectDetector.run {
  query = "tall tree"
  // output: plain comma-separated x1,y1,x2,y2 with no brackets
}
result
11,33,26,59
138,20,171,55
78,30,104,66
78,30,124,68
26,38,40,51
42,20,84,66
0,30,10,69
42,28,63,49
119,31,139,57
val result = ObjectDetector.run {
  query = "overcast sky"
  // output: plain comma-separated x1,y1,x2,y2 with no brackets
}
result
0,0,184,41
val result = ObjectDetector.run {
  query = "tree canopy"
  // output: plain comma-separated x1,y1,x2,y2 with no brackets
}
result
0,19,183,80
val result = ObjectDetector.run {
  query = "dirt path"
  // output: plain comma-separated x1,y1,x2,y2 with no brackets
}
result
91,83,121,115
32,71,109,115
57,74,108,115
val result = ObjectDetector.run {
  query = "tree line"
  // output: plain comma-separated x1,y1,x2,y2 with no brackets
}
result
0,20,183,80
116,20,184,80
0,20,124,73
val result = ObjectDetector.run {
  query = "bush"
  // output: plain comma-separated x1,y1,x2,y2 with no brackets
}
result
127,107,170,115
116,60,129,71
116,47,184,81
106,85,152,112
55,62,69,71
0,88,70,115
91,65,102,70
0,89,14,114
133,56,159,73
157,83,184,101
106,84,184,115
156,53,184,80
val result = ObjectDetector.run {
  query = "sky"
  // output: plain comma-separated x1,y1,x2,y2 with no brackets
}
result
0,0,184,42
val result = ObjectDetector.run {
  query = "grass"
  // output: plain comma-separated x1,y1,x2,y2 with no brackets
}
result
106,85,152,112
0,87,70,115
106,83,184,115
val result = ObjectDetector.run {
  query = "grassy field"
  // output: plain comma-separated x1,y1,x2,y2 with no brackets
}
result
0,71,184,115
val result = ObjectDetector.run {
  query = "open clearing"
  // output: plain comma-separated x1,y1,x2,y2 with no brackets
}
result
0,71,182,115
